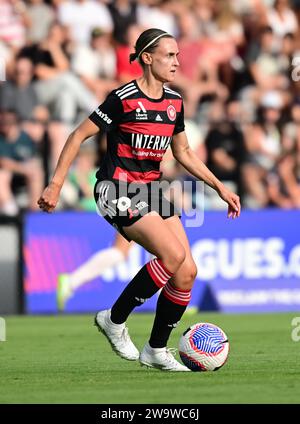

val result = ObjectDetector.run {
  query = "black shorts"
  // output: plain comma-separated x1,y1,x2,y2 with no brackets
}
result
94,179,180,241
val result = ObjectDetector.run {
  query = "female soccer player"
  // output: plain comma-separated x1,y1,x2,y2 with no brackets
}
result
38,28,241,371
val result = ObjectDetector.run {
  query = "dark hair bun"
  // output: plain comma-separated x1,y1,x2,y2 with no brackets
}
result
129,52,138,63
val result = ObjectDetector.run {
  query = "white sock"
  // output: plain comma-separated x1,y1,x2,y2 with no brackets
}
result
68,247,125,291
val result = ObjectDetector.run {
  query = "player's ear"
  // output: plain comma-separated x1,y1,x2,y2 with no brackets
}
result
141,52,152,65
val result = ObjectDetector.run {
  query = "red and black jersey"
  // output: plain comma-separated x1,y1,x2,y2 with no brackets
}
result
89,80,185,184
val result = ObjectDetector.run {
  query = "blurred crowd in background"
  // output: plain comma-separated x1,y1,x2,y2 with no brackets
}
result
1,0,300,216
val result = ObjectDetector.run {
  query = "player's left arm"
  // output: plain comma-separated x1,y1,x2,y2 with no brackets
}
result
171,131,241,218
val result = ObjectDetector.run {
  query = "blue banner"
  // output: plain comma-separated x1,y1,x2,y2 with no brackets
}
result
23,209,300,313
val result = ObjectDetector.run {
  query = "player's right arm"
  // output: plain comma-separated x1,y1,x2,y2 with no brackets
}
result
37,118,99,212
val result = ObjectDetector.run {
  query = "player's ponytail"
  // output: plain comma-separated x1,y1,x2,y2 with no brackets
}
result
129,52,138,63
129,28,173,68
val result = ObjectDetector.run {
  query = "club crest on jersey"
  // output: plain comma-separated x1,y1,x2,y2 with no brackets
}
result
135,101,148,120
167,104,176,121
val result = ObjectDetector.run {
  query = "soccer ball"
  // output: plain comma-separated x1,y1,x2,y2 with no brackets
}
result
179,322,229,372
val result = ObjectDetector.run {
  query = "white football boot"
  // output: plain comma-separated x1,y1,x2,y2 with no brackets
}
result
139,342,191,372
94,309,139,361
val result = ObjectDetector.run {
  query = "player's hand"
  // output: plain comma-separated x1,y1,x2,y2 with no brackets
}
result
218,186,241,219
37,182,61,213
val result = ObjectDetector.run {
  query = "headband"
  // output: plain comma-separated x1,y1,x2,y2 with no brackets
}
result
137,32,169,58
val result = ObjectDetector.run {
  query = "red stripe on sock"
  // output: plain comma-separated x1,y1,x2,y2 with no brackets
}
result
155,259,173,279
164,282,191,298
146,259,173,289
146,261,165,288
151,261,167,284
162,282,191,305
163,291,189,306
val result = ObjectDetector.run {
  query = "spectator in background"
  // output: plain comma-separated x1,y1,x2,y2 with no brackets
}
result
137,0,180,36
26,0,55,43
19,22,98,168
71,27,117,102
247,26,289,92
0,109,43,214
291,0,300,27
279,32,297,78
0,40,15,79
193,0,245,54
283,102,300,152
115,24,143,84
233,0,270,45
207,0,245,90
204,99,246,208
172,11,228,119
108,0,138,45
243,25,290,117
0,0,29,49
0,56,48,143
242,91,284,208
208,0,245,55
193,0,215,37
265,0,298,40
57,0,113,45
267,150,300,208
0,56,39,121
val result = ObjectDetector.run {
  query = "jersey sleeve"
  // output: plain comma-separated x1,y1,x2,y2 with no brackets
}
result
89,92,123,132
173,101,185,135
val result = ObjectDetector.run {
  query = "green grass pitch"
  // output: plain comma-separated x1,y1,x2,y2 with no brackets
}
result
0,312,299,404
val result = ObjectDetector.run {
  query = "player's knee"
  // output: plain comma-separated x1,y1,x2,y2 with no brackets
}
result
175,261,198,290
173,246,186,268
187,262,198,282
189,262,198,284
162,246,186,274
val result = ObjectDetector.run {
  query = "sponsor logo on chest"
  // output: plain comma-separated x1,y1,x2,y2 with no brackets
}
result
135,101,148,120
131,133,172,150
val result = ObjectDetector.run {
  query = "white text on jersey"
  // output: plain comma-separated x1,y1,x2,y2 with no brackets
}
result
131,133,172,150
95,108,112,124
